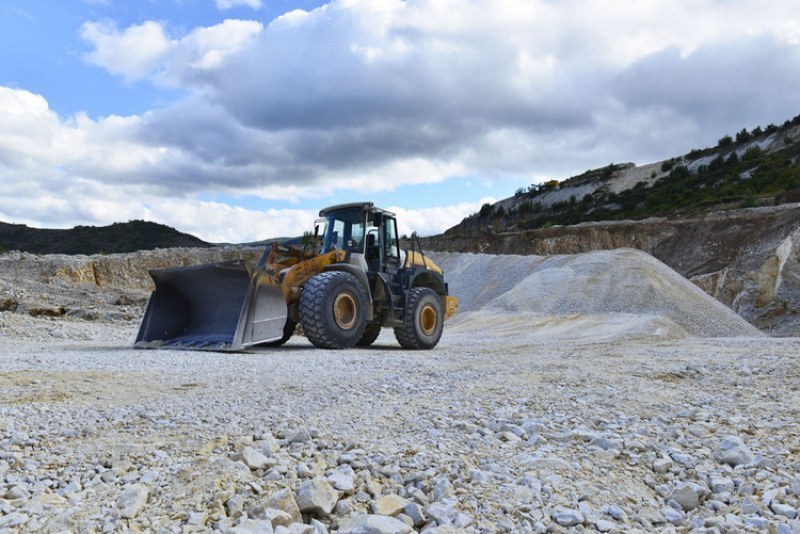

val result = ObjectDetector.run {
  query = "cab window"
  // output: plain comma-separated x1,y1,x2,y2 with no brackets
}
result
383,217,399,258
321,207,367,252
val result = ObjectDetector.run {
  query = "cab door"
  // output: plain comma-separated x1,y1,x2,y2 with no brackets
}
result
382,215,401,275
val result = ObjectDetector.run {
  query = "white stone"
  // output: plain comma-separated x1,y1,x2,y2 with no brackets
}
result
296,478,339,517
740,497,761,515
289,428,312,443
187,511,207,525
240,446,270,470
5,486,31,500
255,436,280,455
372,494,407,517
310,519,329,534
526,456,570,470
0,513,29,528
595,519,616,532
652,457,672,474
550,506,584,527
327,464,355,493
661,507,685,525
669,483,703,511
261,489,303,524
771,502,798,520
337,514,413,534
425,501,461,524
229,518,275,533
710,476,734,494
402,502,427,527
432,478,454,502
118,484,148,519
713,436,754,467
605,505,625,520
254,508,294,528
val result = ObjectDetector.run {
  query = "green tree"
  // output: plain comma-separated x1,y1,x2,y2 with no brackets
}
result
742,146,762,162
736,128,752,143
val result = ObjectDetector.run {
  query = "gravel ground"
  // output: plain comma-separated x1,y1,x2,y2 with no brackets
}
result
1,313,799,533
1,250,799,532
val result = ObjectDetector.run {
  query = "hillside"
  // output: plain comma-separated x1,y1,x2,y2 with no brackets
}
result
424,114,800,336
0,219,210,255
424,204,800,335
456,114,800,234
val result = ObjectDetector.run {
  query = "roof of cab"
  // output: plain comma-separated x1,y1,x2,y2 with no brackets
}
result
318,202,395,217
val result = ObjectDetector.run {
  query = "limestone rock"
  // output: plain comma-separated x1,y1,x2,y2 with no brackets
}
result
239,446,270,470
260,488,302,524
550,506,584,527
296,478,339,517
371,494,407,517
669,483,703,511
229,518,275,533
327,464,355,493
337,514,413,534
289,428,312,443
713,436,754,466
118,483,148,519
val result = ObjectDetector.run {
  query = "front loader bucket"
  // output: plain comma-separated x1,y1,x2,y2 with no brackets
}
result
134,260,287,351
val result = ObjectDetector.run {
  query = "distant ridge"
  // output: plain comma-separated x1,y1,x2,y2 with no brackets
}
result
451,113,800,235
0,219,211,255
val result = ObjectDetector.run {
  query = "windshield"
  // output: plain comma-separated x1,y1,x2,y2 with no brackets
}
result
321,207,367,252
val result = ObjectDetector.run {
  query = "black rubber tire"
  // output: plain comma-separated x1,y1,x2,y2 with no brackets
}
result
300,271,368,349
357,322,382,346
394,287,444,350
262,319,296,347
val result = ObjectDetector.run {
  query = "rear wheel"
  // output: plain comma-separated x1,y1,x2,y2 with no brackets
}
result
262,319,296,347
357,322,382,346
300,271,368,349
394,287,444,350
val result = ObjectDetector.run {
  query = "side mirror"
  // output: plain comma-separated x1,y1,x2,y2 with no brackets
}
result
372,212,384,227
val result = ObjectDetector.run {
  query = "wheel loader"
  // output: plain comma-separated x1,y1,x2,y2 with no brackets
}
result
135,202,458,351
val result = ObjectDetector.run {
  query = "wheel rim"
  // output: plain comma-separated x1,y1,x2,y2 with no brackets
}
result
334,292,357,330
419,304,437,336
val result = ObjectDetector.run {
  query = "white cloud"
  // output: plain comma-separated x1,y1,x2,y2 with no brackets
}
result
80,20,171,81
216,0,263,11
80,19,262,83
0,86,478,241
389,199,497,237
3,1,800,242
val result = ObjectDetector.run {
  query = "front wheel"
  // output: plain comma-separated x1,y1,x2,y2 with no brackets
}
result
300,271,368,349
394,288,444,350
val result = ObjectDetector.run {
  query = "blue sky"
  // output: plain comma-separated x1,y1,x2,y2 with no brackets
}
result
1,0,799,242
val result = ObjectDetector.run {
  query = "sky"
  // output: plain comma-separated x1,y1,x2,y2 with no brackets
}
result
1,0,799,242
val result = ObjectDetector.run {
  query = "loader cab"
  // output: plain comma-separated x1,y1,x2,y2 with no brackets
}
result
318,202,400,274
319,206,367,253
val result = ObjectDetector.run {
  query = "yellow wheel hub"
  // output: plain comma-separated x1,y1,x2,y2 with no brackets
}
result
334,292,357,330
420,304,437,336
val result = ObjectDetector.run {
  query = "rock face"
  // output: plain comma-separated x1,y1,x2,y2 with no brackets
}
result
0,246,263,321
426,204,800,335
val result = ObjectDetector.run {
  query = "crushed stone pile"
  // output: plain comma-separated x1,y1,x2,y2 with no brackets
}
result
433,248,763,339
